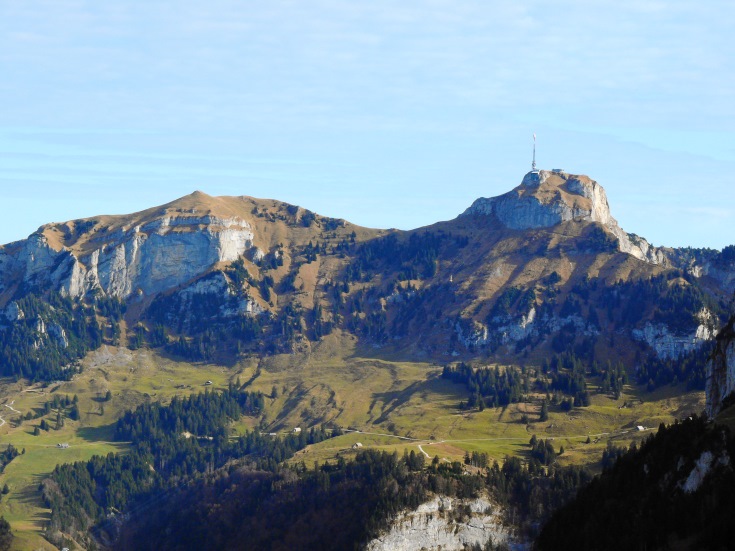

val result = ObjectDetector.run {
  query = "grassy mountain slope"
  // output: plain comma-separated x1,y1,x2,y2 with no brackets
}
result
0,173,731,548
0,332,704,548
0,175,730,387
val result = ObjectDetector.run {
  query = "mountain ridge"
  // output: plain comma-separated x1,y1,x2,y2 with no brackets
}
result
1,170,733,549
461,170,664,264
0,170,732,383
1,170,727,296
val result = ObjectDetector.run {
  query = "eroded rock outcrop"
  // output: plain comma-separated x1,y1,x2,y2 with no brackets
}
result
455,307,598,350
365,494,513,551
462,170,665,264
633,308,719,360
12,215,256,300
706,316,735,417
174,271,263,324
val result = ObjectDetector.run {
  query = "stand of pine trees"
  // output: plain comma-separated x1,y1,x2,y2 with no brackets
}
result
40,386,330,548
38,383,594,550
114,449,591,551
536,415,735,550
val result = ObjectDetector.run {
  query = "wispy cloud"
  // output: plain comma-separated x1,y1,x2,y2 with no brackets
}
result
0,1,732,247
2,0,731,130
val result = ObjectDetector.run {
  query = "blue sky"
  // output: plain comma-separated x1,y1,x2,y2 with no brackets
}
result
1,1,733,248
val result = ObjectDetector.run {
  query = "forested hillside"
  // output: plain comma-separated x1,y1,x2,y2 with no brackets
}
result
536,415,735,550
0,177,732,549
0,177,732,386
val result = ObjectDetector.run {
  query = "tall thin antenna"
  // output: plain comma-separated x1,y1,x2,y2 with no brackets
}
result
532,133,537,171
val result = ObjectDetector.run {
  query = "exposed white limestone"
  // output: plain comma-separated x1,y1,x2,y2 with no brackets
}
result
366,495,512,551
696,263,735,294
463,171,665,264
179,272,231,299
385,289,417,304
515,306,536,333
633,310,717,360
680,451,730,493
4,215,256,300
176,272,262,321
455,319,490,347
19,233,62,283
566,176,612,225
48,323,69,349
464,171,608,229
251,248,265,263
614,230,666,265
682,451,714,493
457,307,598,350
666,249,735,294
492,307,538,344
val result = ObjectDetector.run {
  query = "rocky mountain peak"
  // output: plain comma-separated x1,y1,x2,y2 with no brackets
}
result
462,170,664,264
464,170,613,229
0,190,375,304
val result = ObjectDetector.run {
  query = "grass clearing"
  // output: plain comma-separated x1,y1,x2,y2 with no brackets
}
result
0,346,245,550
0,335,705,548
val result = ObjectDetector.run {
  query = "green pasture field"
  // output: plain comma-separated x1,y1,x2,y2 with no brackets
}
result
0,335,705,549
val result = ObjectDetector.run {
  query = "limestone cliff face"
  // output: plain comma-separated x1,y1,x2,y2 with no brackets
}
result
462,170,665,264
5,214,255,300
365,494,514,551
706,316,735,417
0,180,731,370
0,191,368,307
633,308,719,360
171,271,263,327
455,306,598,350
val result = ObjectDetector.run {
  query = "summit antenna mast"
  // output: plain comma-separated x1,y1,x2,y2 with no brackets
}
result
532,133,537,171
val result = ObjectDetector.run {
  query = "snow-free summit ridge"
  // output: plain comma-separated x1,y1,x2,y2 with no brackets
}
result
462,170,664,264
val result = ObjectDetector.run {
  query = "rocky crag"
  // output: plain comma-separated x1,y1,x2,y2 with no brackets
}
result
706,315,735,417
0,191,375,303
463,170,663,264
447,170,728,365
366,494,513,551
